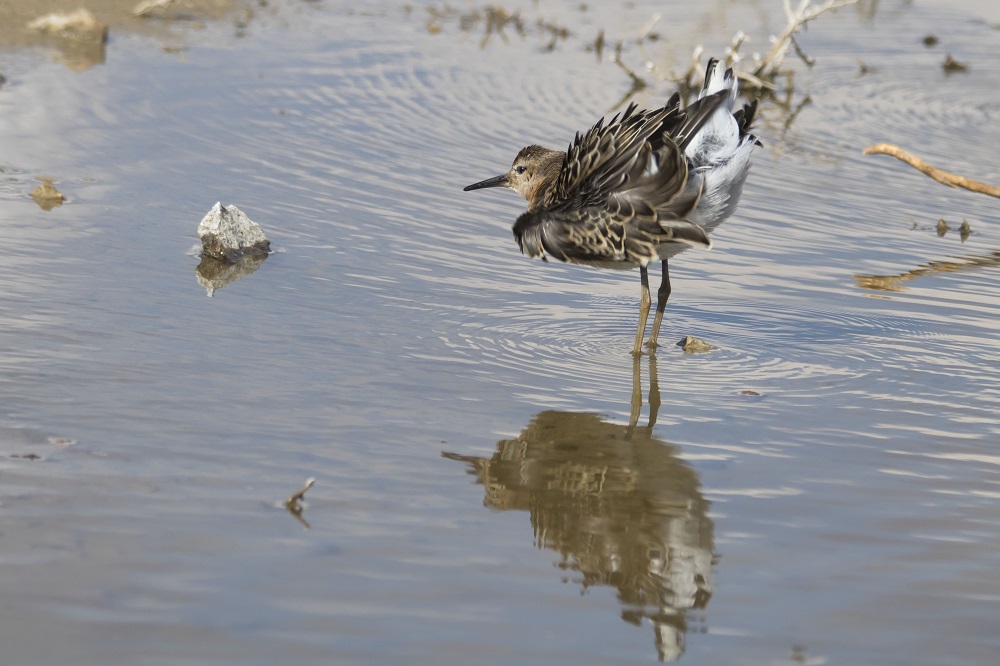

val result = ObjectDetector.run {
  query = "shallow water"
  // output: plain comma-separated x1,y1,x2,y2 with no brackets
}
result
0,0,999,664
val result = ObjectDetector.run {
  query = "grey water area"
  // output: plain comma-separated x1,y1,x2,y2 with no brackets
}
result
0,0,999,663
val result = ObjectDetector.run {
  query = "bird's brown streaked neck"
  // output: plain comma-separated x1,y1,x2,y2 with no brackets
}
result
507,145,565,211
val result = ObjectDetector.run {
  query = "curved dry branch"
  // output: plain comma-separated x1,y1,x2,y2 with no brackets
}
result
863,143,1000,199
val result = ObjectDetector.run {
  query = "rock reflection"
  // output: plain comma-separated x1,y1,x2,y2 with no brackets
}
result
194,254,267,297
444,358,713,661
854,248,1000,292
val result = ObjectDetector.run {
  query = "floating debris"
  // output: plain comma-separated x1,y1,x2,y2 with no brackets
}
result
910,217,973,241
933,217,973,241
942,53,968,74
590,28,604,62
9,453,43,461
421,4,569,51
959,219,972,242
285,477,315,507
922,34,939,47
677,336,717,354
30,178,65,211
27,8,108,43
284,477,316,530
197,202,271,262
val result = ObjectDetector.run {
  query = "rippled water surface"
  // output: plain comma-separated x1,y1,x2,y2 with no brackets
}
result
1,0,999,663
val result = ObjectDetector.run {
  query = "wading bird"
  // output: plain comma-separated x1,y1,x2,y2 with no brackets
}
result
464,59,758,355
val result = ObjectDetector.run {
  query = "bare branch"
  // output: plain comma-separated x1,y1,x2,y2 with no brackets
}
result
285,477,316,506
863,143,1000,199
753,0,860,80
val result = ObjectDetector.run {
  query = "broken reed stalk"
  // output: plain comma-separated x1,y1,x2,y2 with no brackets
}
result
863,143,1000,199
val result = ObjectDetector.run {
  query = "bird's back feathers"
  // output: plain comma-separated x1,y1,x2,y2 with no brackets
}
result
511,59,757,266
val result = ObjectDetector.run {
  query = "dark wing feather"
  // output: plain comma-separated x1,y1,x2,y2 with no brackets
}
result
734,98,763,147
608,134,691,222
549,102,681,209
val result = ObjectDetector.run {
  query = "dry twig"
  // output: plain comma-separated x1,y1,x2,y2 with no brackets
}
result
752,0,861,80
862,143,1000,199
285,477,316,506
666,0,858,97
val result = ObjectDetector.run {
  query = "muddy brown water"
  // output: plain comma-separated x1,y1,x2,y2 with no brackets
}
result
1,1,999,664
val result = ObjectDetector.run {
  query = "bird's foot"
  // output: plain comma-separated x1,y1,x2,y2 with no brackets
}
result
630,342,659,358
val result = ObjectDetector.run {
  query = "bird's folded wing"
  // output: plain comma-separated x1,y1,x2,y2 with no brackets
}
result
513,195,711,264
513,207,626,262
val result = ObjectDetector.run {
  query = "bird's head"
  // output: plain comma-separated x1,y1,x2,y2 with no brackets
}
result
463,145,565,209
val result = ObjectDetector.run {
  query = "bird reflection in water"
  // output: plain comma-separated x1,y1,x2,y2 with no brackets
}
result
443,357,713,662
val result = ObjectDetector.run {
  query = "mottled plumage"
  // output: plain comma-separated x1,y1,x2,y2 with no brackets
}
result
464,59,758,354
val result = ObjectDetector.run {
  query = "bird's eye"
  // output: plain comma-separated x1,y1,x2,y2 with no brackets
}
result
515,165,527,174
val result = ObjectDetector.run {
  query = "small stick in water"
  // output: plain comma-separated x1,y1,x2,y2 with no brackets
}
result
285,477,315,507
863,143,1000,199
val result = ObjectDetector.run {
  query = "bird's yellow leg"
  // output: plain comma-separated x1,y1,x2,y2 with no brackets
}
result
632,265,652,355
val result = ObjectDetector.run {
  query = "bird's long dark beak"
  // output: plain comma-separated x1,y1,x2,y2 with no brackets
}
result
463,174,509,191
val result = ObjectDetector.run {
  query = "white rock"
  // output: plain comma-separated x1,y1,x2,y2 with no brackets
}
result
197,202,270,262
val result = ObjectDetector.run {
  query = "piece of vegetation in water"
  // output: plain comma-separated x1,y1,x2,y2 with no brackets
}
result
31,178,64,211
284,477,316,530
959,219,972,242
677,336,717,354
422,4,570,51
942,53,968,74
934,218,974,242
